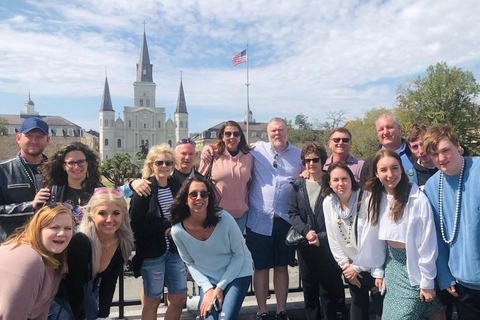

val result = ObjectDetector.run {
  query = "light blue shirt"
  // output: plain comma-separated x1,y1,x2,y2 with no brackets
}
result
246,141,303,236
423,157,480,290
171,211,253,292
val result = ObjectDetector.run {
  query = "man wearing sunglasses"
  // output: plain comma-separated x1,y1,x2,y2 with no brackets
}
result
0,117,50,241
323,127,364,182
246,117,303,320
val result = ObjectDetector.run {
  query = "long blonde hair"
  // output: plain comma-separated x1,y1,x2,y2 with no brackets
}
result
3,204,75,275
79,188,134,277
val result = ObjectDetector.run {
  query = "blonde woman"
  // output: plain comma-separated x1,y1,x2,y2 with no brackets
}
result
130,143,187,320
51,188,134,320
0,204,74,319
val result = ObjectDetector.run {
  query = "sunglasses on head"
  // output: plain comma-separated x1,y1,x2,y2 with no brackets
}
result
94,187,123,196
154,160,174,167
331,137,351,143
224,131,241,138
64,159,87,168
176,138,196,146
304,158,320,164
188,191,210,199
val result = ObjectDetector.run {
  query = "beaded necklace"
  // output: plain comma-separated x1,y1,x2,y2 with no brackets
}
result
19,156,38,193
438,157,465,244
337,216,354,246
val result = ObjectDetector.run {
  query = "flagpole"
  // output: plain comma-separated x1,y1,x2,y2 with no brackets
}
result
245,45,250,144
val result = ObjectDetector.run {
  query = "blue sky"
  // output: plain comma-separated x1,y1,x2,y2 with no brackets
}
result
1,0,479,134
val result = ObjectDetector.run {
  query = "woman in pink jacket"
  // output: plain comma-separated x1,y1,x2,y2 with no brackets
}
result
199,120,253,231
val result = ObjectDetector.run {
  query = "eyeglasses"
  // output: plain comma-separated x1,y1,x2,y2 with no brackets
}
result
94,187,123,196
64,159,87,167
224,131,241,138
176,138,196,146
188,191,210,199
154,160,174,167
331,137,351,143
273,154,279,169
304,158,320,164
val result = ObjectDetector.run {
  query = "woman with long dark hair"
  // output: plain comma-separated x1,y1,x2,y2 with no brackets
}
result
170,176,253,320
35,142,102,223
322,163,383,319
0,204,74,319
198,120,253,231
356,149,444,320
288,143,348,320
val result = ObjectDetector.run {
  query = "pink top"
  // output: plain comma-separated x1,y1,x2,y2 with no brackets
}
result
0,243,61,320
199,145,253,218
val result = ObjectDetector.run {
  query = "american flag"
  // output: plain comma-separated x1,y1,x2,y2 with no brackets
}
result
232,50,247,66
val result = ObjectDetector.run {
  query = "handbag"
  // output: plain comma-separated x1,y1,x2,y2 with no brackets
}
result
285,212,314,247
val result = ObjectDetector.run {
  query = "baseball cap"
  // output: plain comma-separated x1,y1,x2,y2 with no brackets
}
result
20,117,49,135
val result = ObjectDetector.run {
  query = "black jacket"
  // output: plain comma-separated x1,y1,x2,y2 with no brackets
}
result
288,177,328,243
0,155,46,240
129,176,181,277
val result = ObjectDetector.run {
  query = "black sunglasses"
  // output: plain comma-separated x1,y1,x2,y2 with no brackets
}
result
154,160,174,167
176,138,196,146
224,131,241,138
331,137,351,143
304,158,320,164
188,191,210,199
44,201,74,211
273,154,279,169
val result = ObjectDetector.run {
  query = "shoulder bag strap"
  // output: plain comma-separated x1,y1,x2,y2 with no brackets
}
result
354,190,364,246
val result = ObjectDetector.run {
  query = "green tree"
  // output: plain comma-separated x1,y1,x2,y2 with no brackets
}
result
396,61,480,153
101,153,139,187
0,117,8,136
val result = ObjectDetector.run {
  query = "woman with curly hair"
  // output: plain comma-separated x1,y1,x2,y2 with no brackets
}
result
50,188,134,320
0,203,74,319
198,120,253,231
34,142,102,222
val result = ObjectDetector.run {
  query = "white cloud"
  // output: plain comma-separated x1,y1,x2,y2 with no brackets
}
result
1,0,480,133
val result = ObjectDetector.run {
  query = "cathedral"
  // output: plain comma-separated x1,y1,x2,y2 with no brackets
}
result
99,31,188,161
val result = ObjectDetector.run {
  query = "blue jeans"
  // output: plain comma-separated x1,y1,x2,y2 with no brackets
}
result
48,297,74,320
140,252,188,298
200,276,251,320
47,282,97,320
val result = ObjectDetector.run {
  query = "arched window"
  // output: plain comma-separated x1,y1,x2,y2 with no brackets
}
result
104,119,108,126
158,121,161,128
128,120,132,128
146,99,150,107
140,99,144,107
117,139,121,148
180,121,184,128
105,139,109,146
168,140,172,147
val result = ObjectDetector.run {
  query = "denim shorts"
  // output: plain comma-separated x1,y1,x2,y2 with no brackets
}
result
140,252,188,298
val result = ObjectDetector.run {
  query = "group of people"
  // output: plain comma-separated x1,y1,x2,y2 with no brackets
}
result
0,114,479,320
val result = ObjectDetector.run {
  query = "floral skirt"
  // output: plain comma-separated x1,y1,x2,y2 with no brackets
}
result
383,246,444,320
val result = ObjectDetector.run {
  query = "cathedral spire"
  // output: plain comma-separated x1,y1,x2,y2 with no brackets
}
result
136,30,153,82
175,73,188,114
100,75,113,111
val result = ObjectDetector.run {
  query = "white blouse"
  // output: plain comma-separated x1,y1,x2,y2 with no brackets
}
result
355,184,438,289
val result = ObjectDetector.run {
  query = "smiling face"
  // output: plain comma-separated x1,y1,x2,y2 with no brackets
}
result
40,212,74,254
328,131,352,158
151,153,174,182
304,152,322,176
430,138,463,176
63,150,88,183
90,201,123,238
329,167,353,199
222,125,241,152
376,115,402,150
187,181,209,216
375,155,402,195
16,129,50,162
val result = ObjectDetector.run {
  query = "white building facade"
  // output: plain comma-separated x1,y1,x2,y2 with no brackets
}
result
99,31,188,161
